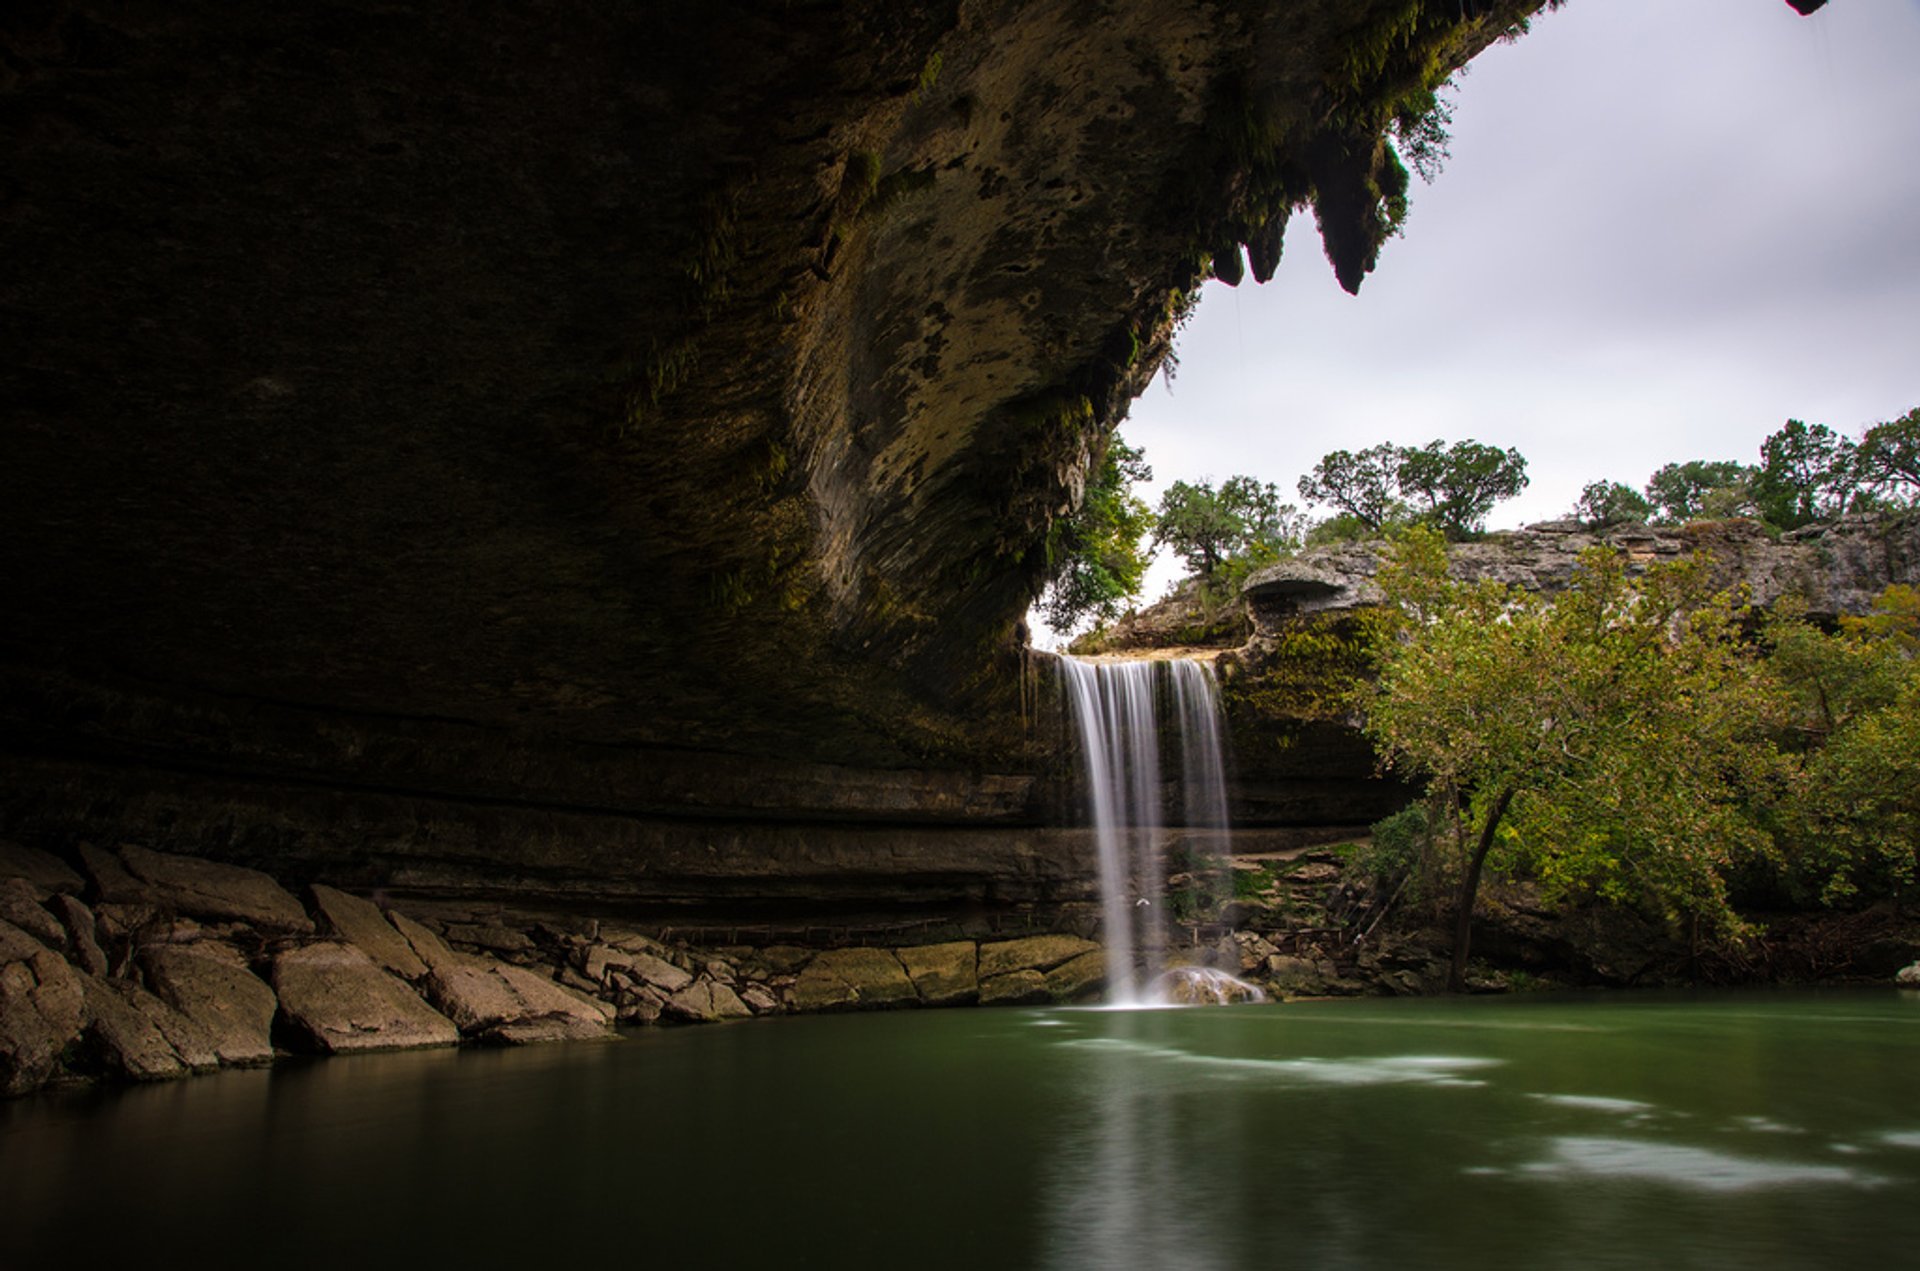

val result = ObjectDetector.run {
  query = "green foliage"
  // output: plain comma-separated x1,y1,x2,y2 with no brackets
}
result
1752,419,1861,529
1643,459,1757,525
1389,79,1457,185
1764,586,1920,904
1299,439,1526,541
1298,444,1405,531
1364,526,1781,981
1857,407,1920,507
1573,480,1653,528
1154,475,1304,580
1394,439,1529,538
1038,435,1154,633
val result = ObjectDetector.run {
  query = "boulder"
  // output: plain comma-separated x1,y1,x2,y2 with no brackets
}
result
426,960,615,1041
0,878,69,950
977,935,1101,980
0,840,85,894
789,948,917,1012
78,844,148,904
738,984,779,1014
141,943,278,1066
895,941,979,1006
51,894,110,977
386,910,462,974
664,975,755,1024
1042,950,1107,1002
118,846,313,934
119,983,222,1071
309,885,428,980
0,920,87,1095
272,941,460,1053
78,974,190,1081
1897,961,1920,987
978,969,1051,1007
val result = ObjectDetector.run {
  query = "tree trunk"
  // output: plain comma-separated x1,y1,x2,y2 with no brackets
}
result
1448,786,1515,993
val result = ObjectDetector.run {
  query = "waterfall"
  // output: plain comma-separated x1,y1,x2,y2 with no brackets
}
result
1058,655,1250,1006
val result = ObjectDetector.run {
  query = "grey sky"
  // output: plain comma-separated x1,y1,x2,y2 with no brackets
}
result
1097,0,1920,619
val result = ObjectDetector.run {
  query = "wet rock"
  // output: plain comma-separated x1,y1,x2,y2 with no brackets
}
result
977,935,1101,980
789,948,917,1012
1264,954,1325,994
273,942,460,1053
51,895,110,977
1897,961,1920,987
0,879,68,950
309,885,429,980
0,841,85,894
1,920,87,1095
895,941,978,1006
78,975,189,1081
664,975,754,1024
978,969,1050,1007
141,943,277,1066
1042,950,1107,1002
118,846,313,934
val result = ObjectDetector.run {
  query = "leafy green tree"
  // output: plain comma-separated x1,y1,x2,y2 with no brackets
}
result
1038,437,1154,633
1752,418,1860,529
1364,528,1776,989
1857,407,1920,507
1153,475,1302,579
1573,480,1653,527
1642,459,1756,524
1765,585,1920,904
1297,444,1405,531
1393,439,1529,539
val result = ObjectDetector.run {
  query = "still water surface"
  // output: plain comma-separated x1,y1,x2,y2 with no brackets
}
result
4,989,1917,1269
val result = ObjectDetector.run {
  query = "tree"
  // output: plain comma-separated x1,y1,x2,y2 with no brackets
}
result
1765,585,1920,904
1153,475,1302,580
1573,479,1653,527
1297,444,1405,531
1393,439,1529,539
1363,528,1776,989
1038,436,1154,633
1642,459,1756,525
1857,407,1920,507
1752,418,1860,529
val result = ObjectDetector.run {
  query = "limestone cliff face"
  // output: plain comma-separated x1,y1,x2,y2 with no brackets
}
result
0,2,1821,910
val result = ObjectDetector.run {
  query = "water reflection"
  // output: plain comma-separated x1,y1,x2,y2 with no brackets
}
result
1512,1136,1884,1192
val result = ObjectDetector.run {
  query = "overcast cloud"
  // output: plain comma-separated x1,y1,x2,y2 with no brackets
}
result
1085,0,1920,625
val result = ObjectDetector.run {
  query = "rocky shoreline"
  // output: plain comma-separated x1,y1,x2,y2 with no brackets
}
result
0,838,1116,1099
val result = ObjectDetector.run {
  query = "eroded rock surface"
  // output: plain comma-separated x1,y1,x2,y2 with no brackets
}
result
272,943,460,1055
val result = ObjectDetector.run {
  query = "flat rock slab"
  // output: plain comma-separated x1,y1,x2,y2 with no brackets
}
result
52,895,110,977
977,935,1101,980
789,948,917,1012
1,920,87,1095
427,961,614,1039
895,941,979,1006
387,910,461,975
0,841,85,894
120,846,313,934
142,943,277,1066
310,885,428,980
273,942,459,1054
1043,950,1107,1003
79,974,191,1081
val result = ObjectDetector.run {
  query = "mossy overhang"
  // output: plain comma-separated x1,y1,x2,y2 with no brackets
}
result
0,0,1821,776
